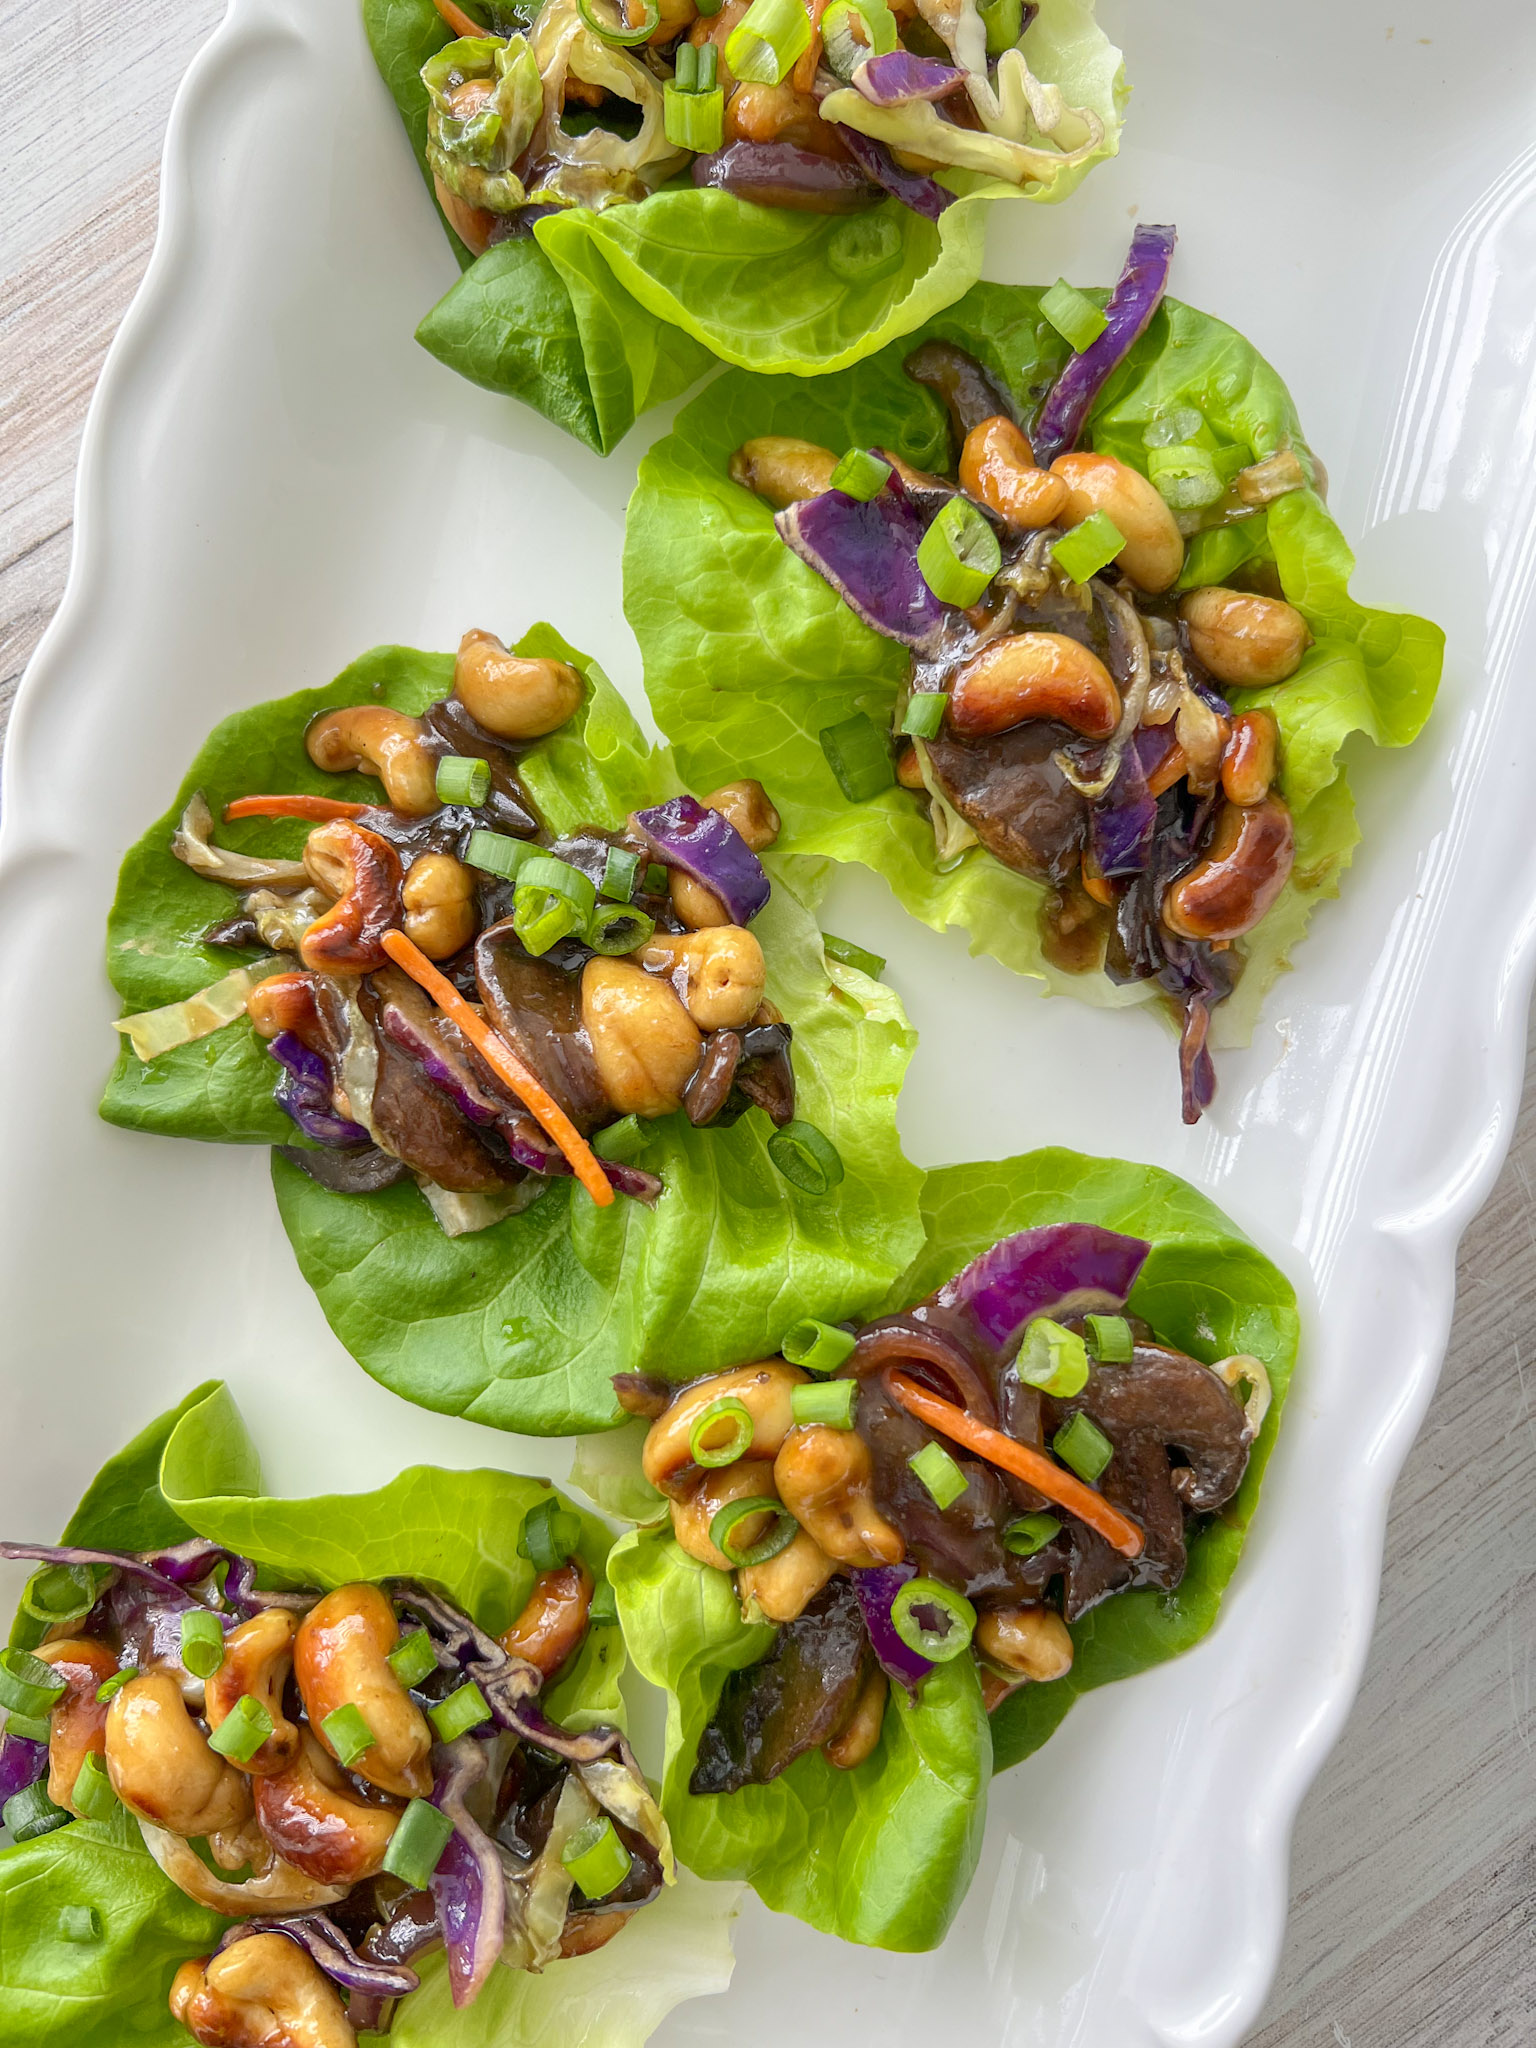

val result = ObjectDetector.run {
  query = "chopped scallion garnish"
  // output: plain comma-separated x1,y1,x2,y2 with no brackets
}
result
768,1119,845,1195
519,1497,582,1574
1002,1512,1062,1556
1015,1318,1090,1399
382,1797,455,1890
917,496,1002,607
465,828,538,882
429,1681,492,1744
179,1610,225,1681
0,1651,67,1720
673,37,699,88
791,1377,858,1430
1146,442,1226,511
19,1563,101,1629
900,691,948,740
575,0,660,41
71,1752,117,1823
688,1397,754,1469
94,1668,137,1705
781,1316,858,1374
2,1780,70,1843
1039,277,1109,354
586,902,656,955
1051,511,1125,585
207,1694,274,1765
1052,1412,1114,1483
829,447,892,501
1084,1313,1133,1363
724,0,812,84
664,79,725,152
820,933,886,980
600,846,640,902
322,1703,376,1768
5,1711,51,1743
708,1495,799,1566
821,0,898,76
514,854,597,957
977,0,1022,54
890,1577,976,1662
59,1906,100,1943
589,1579,618,1625
819,711,894,803
434,753,492,807
909,1439,968,1510
387,1628,438,1690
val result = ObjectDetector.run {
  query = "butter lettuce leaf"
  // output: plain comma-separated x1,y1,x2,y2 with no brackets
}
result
99,632,922,1434
624,282,1444,1047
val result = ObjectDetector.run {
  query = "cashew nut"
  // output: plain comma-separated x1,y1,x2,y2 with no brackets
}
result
170,1930,356,2048
736,1526,839,1623
581,956,703,1119
453,628,583,739
824,1666,887,1770
976,1606,1074,1682
643,1362,807,1498
142,1819,346,1915
705,779,781,852
245,971,321,1041
669,868,731,930
896,742,925,790
299,822,404,976
729,436,838,508
305,706,438,817
204,1611,301,1777
1180,585,1311,687
401,851,477,959
637,925,767,1032
293,1584,432,1800
670,1459,783,1570
252,1730,401,1888
1050,451,1185,593
960,417,1069,531
105,1671,253,1839
1220,708,1279,807
501,1558,593,1679
1162,794,1295,943
724,79,833,151
948,632,1121,740
773,1425,903,1569
35,1637,117,1814
433,172,494,259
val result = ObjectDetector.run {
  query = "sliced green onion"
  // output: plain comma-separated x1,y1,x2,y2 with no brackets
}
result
900,691,948,740
589,1579,618,1625
819,712,893,803
1002,1512,1062,1557
322,1704,377,1768
909,1440,968,1510
708,1496,799,1566
586,902,656,955
516,854,597,912
1051,511,1125,585
918,496,1001,607
519,1497,583,1573
673,37,699,87
791,1378,857,1430
387,1629,438,1690
1084,1313,1133,1364
696,0,723,14
829,447,892,501
434,753,492,807
94,1669,137,1705
3,1780,70,1843
688,1397,754,1469
180,1610,225,1681
665,81,725,151
725,0,811,85
821,0,897,76
642,862,668,896
515,854,598,957
890,1577,976,1662
768,1119,845,1195
697,38,719,87
978,0,1022,54
601,846,640,902
5,1711,51,1743
1053,1412,1114,1483
71,1752,117,1823
382,1797,455,1890
59,1906,100,1943
207,1694,274,1765
0,1651,67,1720
465,828,539,881
820,933,885,980
781,1317,857,1374
561,1815,632,1900
1015,1317,1090,1399
1146,442,1226,512
20,1564,102,1629
429,1682,492,1744
1039,277,1108,354
577,0,660,41
1143,406,1204,449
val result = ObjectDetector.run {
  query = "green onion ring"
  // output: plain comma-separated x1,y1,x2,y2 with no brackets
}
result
890,1576,977,1662
688,1396,754,1469
577,0,661,43
767,1119,845,1195
709,1495,799,1567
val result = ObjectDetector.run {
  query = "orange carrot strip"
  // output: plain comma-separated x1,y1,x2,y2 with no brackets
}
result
379,928,615,1208
792,0,829,93
884,1370,1144,1559
224,795,369,823
431,0,485,35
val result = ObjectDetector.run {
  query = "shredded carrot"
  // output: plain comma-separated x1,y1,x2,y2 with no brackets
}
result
431,0,485,35
224,795,369,824
379,929,615,1208
884,1369,1145,1559
792,0,830,94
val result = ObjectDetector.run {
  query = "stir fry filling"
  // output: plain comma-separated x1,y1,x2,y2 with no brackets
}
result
0,1534,669,2044
136,629,799,1230
735,224,1318,1121
620,1222,1269,1787
420,0,1103,245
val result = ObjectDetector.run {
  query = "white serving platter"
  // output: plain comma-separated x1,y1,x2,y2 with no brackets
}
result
4,0,1536,2041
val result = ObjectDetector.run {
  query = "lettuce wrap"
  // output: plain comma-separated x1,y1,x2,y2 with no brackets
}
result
624,279,1444,1071
363,0,1125,453
0,1381,739,2045
609,1146,1298,1950
99,629,923,1435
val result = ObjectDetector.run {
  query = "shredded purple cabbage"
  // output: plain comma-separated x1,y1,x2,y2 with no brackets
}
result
775,479,950,656
1089,729,1159,878
0,1542,228,1615
269,1033,369,1149
0,1729,48,1804
217,1914,419,1999
430,1741,506,2009
629,796,771,926
935,1223,1151,1356
851,1563,933,1692
832,127,952,220
852,51,967,104
1032,224,1178,468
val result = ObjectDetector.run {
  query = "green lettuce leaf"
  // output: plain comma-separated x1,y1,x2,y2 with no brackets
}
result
624,282,1445,1048
608,1146,1297,1947
99,631,923,1434
367,0,1124,450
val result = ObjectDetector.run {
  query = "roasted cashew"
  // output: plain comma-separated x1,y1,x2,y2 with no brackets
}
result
305,706,438,816
1220,708,1279,807
501,1558,593,1679
670,1459,781,1570
773,1425,903,1569
105,1671,253,1839
581,957,703,1119
433,172,494,258
976,1606,1074,1682
170,1930,355,2048
142,1820,345,1916
1179,585,1311,687
960,417,1068,531
668,869,731,930
637,925,767,1032
454,629,583,739
736,1526,839,1623
299,822,404,976
729,436,838,508
401,851,477,959
252,1731,401,1888
204,1611,301,1777
245,970,322,1041
293,1584,431,1800
1050,451,1185,593
948,632,1121,740
704,778,781,852
1162,794,1295,943
35,1637,117,1814
824,1666,887,1770
642,1361,807,1498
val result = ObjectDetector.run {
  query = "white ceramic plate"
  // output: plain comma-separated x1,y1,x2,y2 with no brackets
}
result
5,1,1536,2040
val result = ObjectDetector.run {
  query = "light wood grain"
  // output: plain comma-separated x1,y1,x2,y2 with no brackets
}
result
1,7,1532,2043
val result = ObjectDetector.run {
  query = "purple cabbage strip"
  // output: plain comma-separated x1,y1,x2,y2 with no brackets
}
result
692,141,878,212
1032,223,1178,469
269,1032,369,1150
851,1563,933,1693
935,1223,1152,1357
223,1556,320,1616
430,1740,506,2009
852,51,967,104
775,481,950,657
832,126,952,220
217,1915,419,2000
1089,729,1158,879
0,1730,48,1804
629,796,771,927
0,1542,228,1615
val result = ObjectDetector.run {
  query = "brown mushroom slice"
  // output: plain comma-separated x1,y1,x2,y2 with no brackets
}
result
360,987,517,1193
475,923,610,1133
923,723,1088,885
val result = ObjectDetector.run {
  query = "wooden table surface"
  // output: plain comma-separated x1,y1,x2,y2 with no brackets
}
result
3,4,1531,2040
